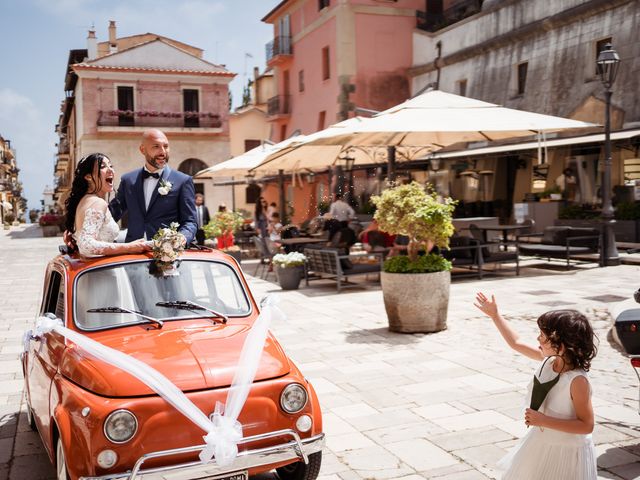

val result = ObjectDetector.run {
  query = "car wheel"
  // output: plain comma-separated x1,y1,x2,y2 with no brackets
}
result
276,452,322,480
56,438,69,480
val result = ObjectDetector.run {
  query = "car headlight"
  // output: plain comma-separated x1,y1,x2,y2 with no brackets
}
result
104,410,138,443
280,383,308,414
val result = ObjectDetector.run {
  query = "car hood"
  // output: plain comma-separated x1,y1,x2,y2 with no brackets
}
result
59,322,291,397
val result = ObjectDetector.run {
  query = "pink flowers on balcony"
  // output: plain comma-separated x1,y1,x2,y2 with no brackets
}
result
105,110,221,119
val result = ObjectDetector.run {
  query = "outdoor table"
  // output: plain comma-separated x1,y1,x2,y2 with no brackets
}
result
279,237,328,252
476,224,528,250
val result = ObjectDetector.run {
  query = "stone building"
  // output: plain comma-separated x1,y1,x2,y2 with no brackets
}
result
53,21,235,212
0,135,24,223
408,0,640,224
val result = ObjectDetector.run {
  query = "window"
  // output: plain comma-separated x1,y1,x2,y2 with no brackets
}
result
319,0,330,10
298,70,305,92
244,139,261,152
457,79,467,97
595,37,612,74
280,124,287,141
117,86,134,126
75,261,250,330
322,46,330,80
517,62,528,95
183,89,200,127
43,270,64,319
318,111,326,130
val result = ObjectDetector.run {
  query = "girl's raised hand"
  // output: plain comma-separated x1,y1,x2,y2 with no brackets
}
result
474,292,499,319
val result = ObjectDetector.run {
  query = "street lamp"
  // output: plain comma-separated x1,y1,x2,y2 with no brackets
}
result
596,42,621,266
338,150,356,205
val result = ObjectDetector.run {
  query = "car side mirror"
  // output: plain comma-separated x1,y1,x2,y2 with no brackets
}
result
634,289,640,305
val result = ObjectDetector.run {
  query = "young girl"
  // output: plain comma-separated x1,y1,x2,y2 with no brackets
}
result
474,292,598,480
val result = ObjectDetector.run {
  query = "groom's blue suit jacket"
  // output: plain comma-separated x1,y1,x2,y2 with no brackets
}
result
109,166,197,244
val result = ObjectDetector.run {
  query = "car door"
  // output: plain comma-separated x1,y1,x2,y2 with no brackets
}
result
26,265,68,453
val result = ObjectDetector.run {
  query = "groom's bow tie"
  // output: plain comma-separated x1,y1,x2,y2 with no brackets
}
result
142,170,160,179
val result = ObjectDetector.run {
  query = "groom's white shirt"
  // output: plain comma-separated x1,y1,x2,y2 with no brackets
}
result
143,167,165,210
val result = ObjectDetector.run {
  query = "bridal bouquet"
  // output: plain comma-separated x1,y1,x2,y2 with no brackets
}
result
152,222,186,274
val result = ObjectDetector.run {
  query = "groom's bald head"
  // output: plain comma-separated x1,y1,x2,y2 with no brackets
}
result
140,129,170,171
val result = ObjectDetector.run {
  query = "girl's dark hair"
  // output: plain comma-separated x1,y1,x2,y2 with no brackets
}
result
64,153,108,233
537,310,597,371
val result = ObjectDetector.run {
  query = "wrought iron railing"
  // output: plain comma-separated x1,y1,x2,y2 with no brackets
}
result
416,0,482,32
266,36,292,63
97,111,223,129
267,95,291,117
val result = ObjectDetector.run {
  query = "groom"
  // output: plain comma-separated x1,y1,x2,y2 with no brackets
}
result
109,129,197,244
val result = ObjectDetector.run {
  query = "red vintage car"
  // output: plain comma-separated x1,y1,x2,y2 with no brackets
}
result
21,249,324,480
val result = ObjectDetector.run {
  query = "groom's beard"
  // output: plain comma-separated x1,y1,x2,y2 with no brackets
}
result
146,153,169,170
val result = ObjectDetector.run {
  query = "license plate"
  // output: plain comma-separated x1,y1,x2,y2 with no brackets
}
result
202,471,248,480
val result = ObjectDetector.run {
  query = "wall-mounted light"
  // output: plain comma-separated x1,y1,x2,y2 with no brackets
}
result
338,149,356,172
306,171,316,184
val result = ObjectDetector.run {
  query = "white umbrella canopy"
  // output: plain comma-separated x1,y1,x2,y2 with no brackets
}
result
194,135,305,179
252,90,598,172
250,117,417,173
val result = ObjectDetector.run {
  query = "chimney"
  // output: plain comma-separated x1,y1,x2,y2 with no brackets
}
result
87,28,97,60
108,20,117,53
253,66,259,80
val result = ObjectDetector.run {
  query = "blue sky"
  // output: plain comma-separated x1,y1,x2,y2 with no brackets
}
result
1,0,278,210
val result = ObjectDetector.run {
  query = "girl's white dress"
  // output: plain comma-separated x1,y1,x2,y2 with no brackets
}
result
499,357,597,480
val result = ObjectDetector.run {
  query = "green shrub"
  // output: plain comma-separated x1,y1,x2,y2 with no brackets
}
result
372,182,456,264
383,254,452,274
615,202,640,220
558,205,599,220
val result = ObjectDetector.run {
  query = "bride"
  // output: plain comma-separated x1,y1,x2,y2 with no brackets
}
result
64,153,151,257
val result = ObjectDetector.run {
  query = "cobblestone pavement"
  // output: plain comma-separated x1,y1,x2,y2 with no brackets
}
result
2,225,640,479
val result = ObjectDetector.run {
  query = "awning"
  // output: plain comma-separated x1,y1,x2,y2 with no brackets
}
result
428,128,640,159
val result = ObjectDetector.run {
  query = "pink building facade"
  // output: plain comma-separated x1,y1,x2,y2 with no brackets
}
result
53,22,235,211
263,0,424,141
260,0,424,223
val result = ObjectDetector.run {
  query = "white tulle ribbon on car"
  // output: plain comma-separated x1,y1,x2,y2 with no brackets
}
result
30,295,284,467
200,295,284,463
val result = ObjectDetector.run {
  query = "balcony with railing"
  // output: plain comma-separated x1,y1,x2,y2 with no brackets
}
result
97,111,223,130
267,95,291,118
266,36,293,65
416,0,482,32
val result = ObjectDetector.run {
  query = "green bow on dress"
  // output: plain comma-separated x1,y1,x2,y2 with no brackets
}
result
530,356,561,411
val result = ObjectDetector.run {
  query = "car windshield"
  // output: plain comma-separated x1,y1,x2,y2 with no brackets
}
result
74,260,251,330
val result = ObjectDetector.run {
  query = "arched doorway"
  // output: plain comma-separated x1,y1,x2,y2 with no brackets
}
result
177,158,208,195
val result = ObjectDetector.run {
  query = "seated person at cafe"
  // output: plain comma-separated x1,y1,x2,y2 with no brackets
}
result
329,223,357,254
359,219,395,255
268,212,283,242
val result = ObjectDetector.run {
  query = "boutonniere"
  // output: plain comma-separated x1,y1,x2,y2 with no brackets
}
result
158,179,173,195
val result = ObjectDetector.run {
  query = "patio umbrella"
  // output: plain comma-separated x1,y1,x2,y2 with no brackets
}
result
194,135,306,179
252,90,597,172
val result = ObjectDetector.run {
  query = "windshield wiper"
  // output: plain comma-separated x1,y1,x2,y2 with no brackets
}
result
86,307,164,328
155,301,228,324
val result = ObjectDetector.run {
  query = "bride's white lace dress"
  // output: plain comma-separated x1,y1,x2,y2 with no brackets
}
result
74,207,120,257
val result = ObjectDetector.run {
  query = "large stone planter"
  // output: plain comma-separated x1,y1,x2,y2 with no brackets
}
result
41,225,60,237
276,266,303,290
381,270,450,333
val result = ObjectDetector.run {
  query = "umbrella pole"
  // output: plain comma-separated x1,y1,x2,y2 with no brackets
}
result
278,169,286,223
387,146,396,184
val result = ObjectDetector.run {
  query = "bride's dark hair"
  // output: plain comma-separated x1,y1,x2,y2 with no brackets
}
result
64,153,109,233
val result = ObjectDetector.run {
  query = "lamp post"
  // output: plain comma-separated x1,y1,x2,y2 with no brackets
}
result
338,150,356,205
596,43,621,266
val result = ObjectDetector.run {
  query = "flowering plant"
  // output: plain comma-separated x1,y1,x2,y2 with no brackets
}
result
38,214,63,227
152,222,186,272
158,179,172,195
272,252,306,268
203,211,244,239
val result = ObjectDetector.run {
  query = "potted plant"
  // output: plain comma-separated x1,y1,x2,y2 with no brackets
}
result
39,214,63,237
272,252,306,290
203,210,244,251
4,212,16,230
372,182,456,333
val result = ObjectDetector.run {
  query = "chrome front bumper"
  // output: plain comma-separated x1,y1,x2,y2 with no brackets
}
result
80,430,325,480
